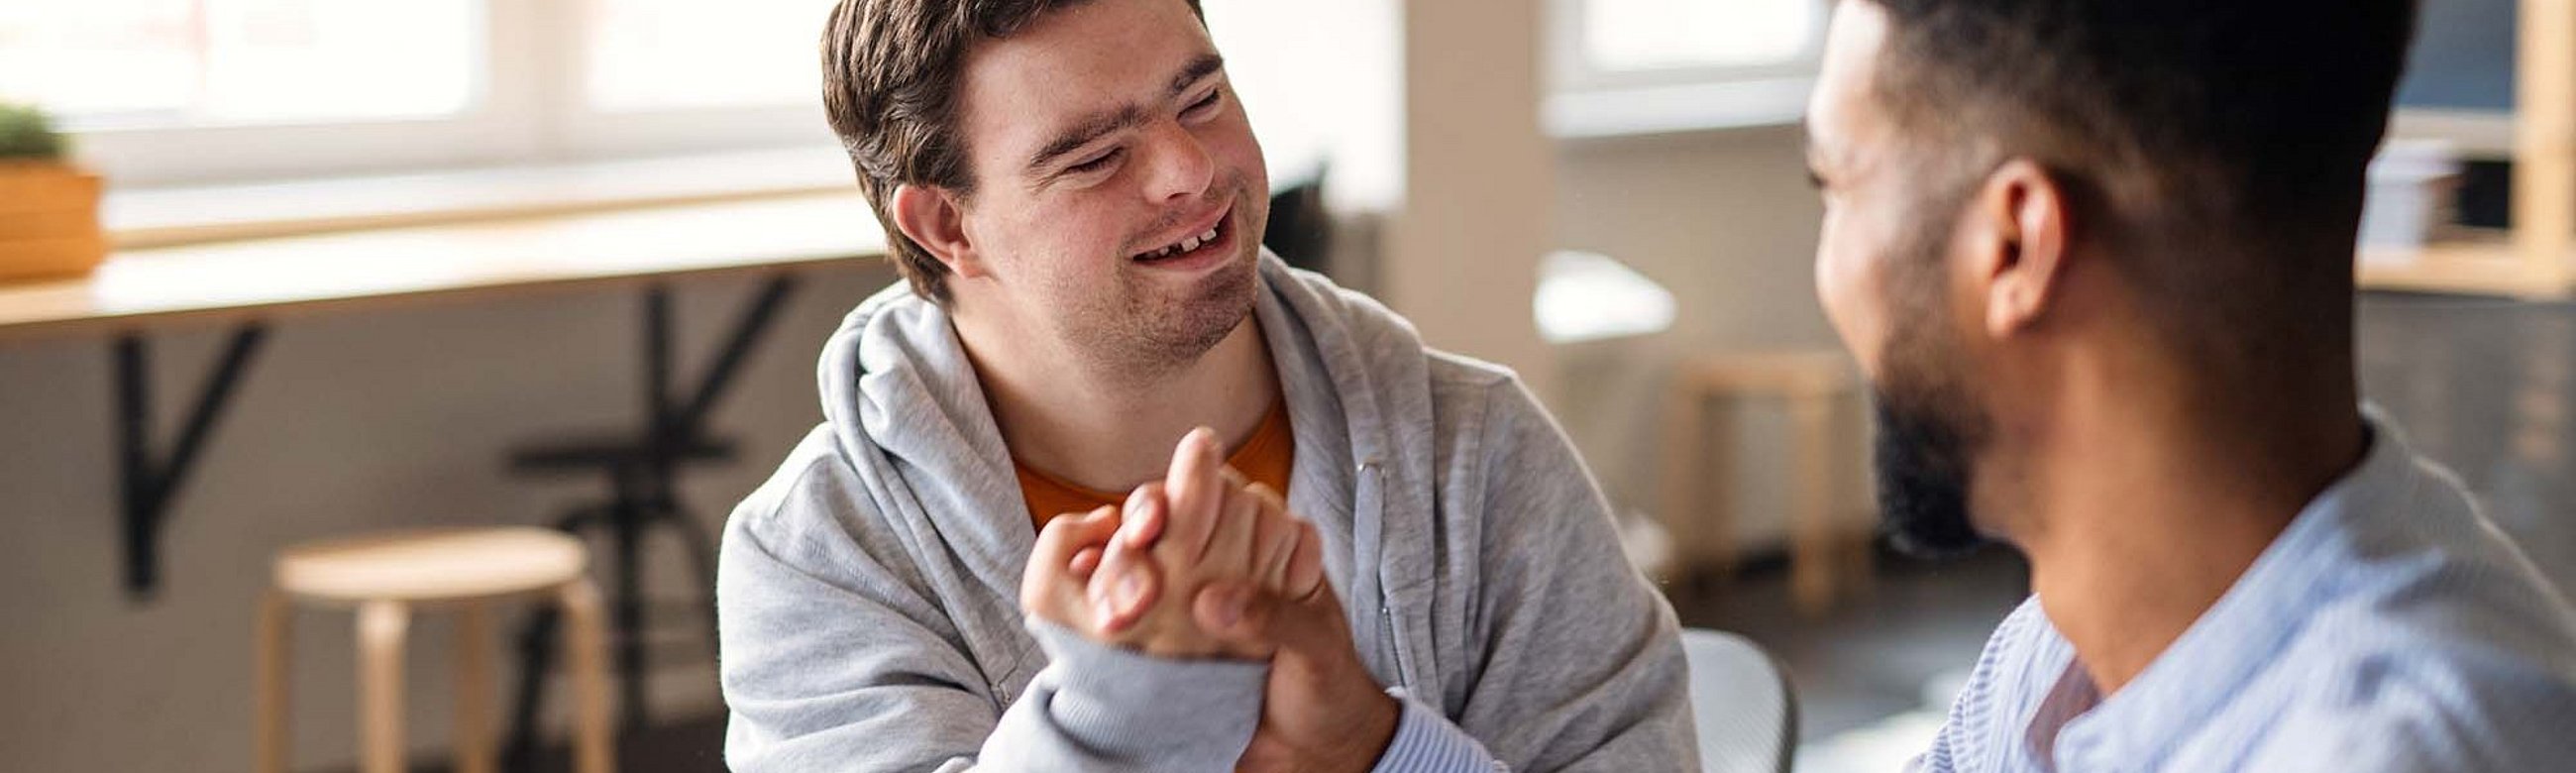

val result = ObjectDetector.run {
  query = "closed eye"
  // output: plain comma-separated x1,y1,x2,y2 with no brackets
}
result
1183,88,1224,119
1068,147,1125,175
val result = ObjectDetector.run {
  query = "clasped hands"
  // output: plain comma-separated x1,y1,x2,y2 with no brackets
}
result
1020,428,1400,773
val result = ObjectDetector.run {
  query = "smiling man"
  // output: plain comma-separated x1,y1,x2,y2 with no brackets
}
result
1803,0,2576,770
714,1,1693,771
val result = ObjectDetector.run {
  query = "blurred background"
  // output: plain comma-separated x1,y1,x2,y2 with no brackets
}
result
0,1,2561,771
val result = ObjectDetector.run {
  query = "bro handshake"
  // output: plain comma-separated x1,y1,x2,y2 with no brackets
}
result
1018,428,1400,773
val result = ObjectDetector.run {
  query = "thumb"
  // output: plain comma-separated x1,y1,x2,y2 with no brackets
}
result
1193,578,1339,654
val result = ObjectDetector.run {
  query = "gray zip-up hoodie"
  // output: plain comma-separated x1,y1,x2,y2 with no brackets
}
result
718,253,1695,772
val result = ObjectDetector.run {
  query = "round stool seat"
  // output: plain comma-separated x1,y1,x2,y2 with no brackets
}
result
275,527,588,603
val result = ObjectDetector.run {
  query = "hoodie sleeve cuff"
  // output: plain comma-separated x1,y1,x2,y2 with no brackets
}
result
1024,618,1269,765
1370,689,1505,773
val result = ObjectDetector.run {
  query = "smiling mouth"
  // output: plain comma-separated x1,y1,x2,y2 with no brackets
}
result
1131,212,1229,264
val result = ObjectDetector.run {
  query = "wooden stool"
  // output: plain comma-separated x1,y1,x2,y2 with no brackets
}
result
256,527,615,773
1661,351,1875,615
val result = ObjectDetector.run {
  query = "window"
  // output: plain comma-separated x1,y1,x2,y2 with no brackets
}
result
0,0,478,127
586,0,824,111
1548,0,1829,138
1577,0,1820,77
0,0,836,186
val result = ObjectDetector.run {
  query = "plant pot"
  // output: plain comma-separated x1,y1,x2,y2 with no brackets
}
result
0,161,106,282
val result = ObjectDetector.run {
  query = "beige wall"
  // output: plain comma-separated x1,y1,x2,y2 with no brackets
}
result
0,132,1853,769
0,8,1865,765
1382,0,1558,399
1549,125,1871,563
0,265,893,771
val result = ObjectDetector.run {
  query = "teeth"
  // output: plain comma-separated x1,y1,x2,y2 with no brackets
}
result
1133,223,1224,262
1172,226,1219,255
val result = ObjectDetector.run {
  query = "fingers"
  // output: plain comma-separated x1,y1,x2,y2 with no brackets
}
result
1027,506,1119,579
1092,558,1161,634
1020,506,1120,621
1092,484,1170,627
1092,487,1159,600
1161,427,1226,563
1224,481,1328,600
1117,483,1167,551
1191,574,1345,656
1193,582,1258,640
1196,467,1259,578
1284,520,1327,600
1089,545,1160,635
1246,483,1298,591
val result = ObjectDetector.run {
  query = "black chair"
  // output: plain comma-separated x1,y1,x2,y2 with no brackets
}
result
502,276,798,772
1264,166,1333,275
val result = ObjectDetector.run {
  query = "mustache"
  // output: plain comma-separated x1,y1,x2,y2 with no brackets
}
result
1125,175,1249,252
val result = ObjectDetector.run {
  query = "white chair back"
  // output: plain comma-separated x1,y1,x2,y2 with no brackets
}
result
1680,627,1797,773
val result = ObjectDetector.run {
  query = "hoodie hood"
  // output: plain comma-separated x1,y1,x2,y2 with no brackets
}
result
813,250,1445,685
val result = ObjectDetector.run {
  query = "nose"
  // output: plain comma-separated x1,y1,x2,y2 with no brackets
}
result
1139,120,1216,204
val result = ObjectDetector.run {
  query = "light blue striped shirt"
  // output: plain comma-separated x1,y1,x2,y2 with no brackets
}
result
1911,413,2576,773
1374,688,1506,771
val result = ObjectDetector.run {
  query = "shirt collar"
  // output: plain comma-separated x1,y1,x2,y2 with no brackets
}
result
2044,406,2416,770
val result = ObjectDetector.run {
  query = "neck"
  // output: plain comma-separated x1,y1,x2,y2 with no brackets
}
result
2006,347,2366,696
952,304,1278,494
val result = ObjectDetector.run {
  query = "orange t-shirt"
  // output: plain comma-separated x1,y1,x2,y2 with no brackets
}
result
1016,401,1295,530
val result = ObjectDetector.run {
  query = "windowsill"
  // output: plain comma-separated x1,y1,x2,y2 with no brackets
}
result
108,101,2476,251
105,145,855,249
1545,77,1814,142
1544,88,2513,163
2387,109,2514,161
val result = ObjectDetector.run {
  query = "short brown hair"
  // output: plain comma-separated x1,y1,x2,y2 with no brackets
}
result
821,0,1206,303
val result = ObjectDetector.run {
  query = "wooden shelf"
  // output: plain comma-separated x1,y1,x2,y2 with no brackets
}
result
2357,0,2576,300
0,191,887,342
2358,234,2574,298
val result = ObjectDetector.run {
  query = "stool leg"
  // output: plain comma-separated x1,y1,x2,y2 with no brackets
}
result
1833,395,1878,599
501,605,560,773
358,601,411,773
610,498,650,728
255,590,291,773
455,602,496,773
1702,396,1743,582
1660,385,1702,579
503,504,603,773
1790,393,1838,616
558,579,617,773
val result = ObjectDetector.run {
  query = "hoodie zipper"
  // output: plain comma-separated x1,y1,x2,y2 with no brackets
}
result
1357,459,1416,691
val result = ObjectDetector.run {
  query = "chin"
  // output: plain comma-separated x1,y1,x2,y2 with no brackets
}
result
1182,255,1258,335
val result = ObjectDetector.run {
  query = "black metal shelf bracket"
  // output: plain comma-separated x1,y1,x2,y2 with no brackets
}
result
667,274,800,435
118,324,268,599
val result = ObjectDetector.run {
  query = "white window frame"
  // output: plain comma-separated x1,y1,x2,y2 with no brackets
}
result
1544,0,1831,140
64,0,834,187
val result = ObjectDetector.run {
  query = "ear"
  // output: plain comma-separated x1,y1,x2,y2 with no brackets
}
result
1967,159,2070,337
889,183,989,278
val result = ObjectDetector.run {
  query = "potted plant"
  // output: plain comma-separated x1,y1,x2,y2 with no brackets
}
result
0,102,106,282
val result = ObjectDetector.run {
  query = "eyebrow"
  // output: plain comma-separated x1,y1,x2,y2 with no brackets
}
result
1023,53,1229,176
